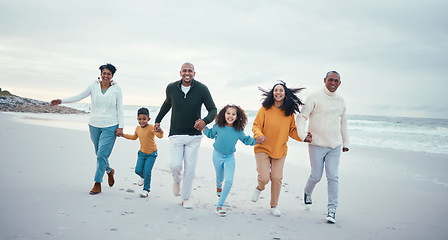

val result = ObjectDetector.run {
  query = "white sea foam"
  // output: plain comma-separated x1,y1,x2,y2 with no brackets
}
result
41,103,448,156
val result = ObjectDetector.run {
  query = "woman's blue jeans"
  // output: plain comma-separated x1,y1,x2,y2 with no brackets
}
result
89,124,118,183
213,149,236,208
135,150,158,192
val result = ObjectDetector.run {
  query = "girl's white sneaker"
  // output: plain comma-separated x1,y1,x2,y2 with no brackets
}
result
252,187,261,202
270,207,282,217
182,199,193,209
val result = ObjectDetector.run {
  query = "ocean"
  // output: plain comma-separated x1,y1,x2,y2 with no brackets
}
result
55,103,448,156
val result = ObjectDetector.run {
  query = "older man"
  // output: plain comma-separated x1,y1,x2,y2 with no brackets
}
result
154,62,217,209
296,71,349,223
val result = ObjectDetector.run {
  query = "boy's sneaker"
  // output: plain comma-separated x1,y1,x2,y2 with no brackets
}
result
304,193,312,209
270,206,282,217
251,187,261,202
173,182,180,197
140,190,149,198
326,209,336,223
138,178,144,186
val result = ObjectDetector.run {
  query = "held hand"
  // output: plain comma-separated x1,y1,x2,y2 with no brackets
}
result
255,136,266,145
50,99,62,106
115,128,123,137
304,133,312,143
194,119,206,130
343,147,349,152
154,123,162,132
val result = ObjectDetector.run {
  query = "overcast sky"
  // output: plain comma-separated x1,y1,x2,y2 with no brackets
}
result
1,0,447,119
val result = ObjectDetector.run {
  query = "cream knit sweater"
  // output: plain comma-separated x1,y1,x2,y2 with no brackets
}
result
61,80,124,128
296,87,349,149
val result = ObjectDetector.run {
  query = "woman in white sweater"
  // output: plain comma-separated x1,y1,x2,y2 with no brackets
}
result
51,63,124,195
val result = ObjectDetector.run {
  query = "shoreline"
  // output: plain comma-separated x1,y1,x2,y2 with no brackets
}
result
3,111,447,156
3,111,448,191
1,112,447,240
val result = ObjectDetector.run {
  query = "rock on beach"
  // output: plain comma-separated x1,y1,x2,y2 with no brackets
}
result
0,95,87,114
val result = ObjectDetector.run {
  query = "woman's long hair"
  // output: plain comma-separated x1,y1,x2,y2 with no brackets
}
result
259,80,305,116
215,104,248,132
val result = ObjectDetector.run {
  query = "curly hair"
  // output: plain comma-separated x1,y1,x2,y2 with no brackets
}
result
259,80,305,116
215,104,248,132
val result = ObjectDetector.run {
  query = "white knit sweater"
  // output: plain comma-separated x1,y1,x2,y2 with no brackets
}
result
296,87,349,149
61,80,124,128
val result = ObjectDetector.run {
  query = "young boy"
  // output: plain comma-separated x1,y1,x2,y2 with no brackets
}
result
120,107,163,197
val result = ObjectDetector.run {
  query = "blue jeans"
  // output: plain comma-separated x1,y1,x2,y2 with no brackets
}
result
89,124,118,183
135,150,158,192
304,145,341,211
213,149,236,208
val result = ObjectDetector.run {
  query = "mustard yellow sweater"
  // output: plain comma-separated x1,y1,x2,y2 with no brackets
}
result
252,106,302,158
124,124,164,154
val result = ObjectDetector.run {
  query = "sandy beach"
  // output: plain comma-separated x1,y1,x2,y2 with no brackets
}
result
0,111,447,240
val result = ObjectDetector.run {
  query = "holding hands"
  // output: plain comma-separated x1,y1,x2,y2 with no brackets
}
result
304,132,312,143
194,119,206,130
154,123,162,132
115,128,123,137
255,136,266,145
254,132,311,145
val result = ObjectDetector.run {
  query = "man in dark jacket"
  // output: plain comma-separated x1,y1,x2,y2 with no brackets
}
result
155,62,217,208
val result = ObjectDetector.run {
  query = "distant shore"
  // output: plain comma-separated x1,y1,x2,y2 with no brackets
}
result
0,90,87,114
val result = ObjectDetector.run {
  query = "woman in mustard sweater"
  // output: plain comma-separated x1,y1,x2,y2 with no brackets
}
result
251,81,312,217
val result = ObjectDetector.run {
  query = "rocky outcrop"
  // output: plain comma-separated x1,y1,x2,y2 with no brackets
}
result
0,96,87,114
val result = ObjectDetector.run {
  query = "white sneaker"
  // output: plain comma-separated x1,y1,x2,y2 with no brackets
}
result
326,209,336,223
173,182,180,197
252,187,261,202
140,190,149,198
182,199,192,209
138,178,144,186
304,193,312,209
270,206,282,217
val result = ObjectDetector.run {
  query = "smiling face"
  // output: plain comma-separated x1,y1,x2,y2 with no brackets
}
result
273,84,286,104
224,107,237,127
324,72,341,92
101,68,114,85
137,114,149,128
180,63,195,87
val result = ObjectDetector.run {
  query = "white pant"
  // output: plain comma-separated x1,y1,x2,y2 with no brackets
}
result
169,135,202,200
304,145,341,211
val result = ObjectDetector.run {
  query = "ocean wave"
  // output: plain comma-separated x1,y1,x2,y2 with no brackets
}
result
64,103,448,155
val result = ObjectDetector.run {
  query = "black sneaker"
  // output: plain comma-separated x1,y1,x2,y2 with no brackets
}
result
326,210,336,223
304,193,312,209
